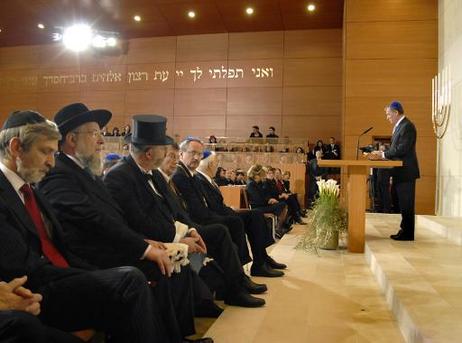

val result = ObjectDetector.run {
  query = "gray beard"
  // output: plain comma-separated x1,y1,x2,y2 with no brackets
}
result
16,158,45,184
76,152,102,176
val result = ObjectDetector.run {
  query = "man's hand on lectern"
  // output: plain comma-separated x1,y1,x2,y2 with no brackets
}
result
367,151,384,161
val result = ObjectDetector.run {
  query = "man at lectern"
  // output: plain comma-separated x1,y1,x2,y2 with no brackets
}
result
368,101,420,241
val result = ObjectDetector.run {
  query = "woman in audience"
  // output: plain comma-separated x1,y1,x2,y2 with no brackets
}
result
225,169,236,185
214,167,228,186
265,168,305,225
121,124,131,136
275,169,306,220
246,165,289,238
112,126,120,136
235,170,246,185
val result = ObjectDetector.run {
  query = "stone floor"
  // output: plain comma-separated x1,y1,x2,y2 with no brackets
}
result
203,222,404,343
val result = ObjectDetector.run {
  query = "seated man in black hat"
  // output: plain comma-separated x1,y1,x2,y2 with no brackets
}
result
0,109,177,342
37,103,213,343
103,116,266,308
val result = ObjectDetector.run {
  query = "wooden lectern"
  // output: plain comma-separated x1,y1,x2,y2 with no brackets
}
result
318,159,402,253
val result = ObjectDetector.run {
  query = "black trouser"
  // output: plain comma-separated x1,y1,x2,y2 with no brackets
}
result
197,223,243,290
38,266,170,343
204,215,252,265
393,180,416,238
283,194,302,219
0,311,84,343
137,261,197,340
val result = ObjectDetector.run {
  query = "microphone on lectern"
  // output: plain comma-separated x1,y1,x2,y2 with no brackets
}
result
356,127,374,160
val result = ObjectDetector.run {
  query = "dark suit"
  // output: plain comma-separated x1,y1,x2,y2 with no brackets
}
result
172,162,251,265
0,311,84,343
246,180,286,216
38,153,194,340
0,169,166,342
103,156,247,297
195,172,275,265
384,117,420,237
325,143,340,160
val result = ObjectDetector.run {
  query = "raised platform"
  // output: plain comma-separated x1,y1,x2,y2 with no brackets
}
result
365,213,462,343
205,224,403,343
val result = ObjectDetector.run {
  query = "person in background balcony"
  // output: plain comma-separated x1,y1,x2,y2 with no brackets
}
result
214,167,228,186
249,126,263,138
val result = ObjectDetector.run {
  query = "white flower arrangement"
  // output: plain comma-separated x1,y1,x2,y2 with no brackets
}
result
296,178,347,253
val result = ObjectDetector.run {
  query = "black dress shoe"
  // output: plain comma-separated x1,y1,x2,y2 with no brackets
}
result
391,234,414,241
296,218,307,225
195,300,223,318
241,275,268,294
250,263,284,278
389,229,403,239
265,256,287,270
225,291,265,308
183,337,214,343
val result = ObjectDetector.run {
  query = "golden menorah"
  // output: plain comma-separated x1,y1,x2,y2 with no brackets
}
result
432,66,451,139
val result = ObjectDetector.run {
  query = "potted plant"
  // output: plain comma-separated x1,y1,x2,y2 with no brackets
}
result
296,179,347,252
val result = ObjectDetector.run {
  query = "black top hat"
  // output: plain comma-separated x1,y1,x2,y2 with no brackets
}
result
54,103,112,137
2,110,46,130
127,115,174,146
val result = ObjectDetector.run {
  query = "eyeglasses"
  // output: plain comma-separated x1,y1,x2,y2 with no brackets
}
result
185,150,203,158
73,130,102,138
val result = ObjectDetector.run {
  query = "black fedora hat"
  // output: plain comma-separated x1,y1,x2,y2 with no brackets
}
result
54,103,112,137
127,115,174,146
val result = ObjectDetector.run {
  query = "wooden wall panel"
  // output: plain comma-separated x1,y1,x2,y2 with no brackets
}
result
346,21,437,60
0,29,343,145
126,36,177,64
343,0,437,214
125,89,175,116
227,87,282,116
284,29,342,58
283,86,342,116
345,0,437,22
284,58,342,87
228,31,283,60
176,33,229,62
174,88,227,116
282,115,341,141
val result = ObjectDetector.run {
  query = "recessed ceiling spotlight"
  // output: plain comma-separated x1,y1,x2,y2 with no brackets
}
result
62,24,93,52
106,37,117,47
307,3,316,12
246,7,254,15
37,23,45,29
0,28,2,33
134,15,141,22
188,11,196,18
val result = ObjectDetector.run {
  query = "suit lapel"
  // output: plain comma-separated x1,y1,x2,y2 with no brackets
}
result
57,153,122,211
0,171,40,239
125,156,174,223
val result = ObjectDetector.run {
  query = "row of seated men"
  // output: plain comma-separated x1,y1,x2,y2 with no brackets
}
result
0,103,293,343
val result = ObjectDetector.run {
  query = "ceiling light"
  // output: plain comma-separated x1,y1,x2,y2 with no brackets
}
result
62,24,93,52
37,23,45,29
246,7,254,15
134,15,141,22
106,37,117,47
307,3,316,12
92,35,106,48
187,11,196,18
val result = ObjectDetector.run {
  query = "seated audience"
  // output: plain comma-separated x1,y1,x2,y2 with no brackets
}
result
0,110,177,342
225,169,237,185
308,150,326,207
274,168,306,221
195,150,285,277
249,126,263,138
172,139,285,278
295,146,305,154
214,166,228,186
266,126,279,138
325,136,340,160
102,152,121,176
103,116,266,308
111,126,120,136
121,124,131,136
235,170,246,185
37,103,212,343
208,135,218,144
246,165,289,238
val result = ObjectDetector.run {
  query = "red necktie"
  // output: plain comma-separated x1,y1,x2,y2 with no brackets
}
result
20,184,69,268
